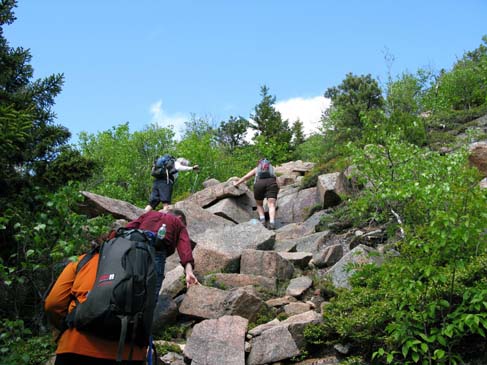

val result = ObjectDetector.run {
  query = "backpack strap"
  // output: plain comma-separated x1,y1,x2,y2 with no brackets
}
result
66,246,100,328
117,315,129,362
45,247,99,342
76,246,99,274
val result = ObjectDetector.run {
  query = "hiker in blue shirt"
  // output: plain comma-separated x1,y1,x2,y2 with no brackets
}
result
145,156,199,212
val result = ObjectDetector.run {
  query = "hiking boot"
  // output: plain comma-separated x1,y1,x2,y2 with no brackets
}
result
268,222,275,230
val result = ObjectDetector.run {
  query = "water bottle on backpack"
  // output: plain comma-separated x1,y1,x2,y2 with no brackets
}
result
154,223,166,250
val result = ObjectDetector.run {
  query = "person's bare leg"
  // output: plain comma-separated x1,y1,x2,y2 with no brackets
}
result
144,205,153,212
162,203,170,211
267,198,277,229
255,200,266,224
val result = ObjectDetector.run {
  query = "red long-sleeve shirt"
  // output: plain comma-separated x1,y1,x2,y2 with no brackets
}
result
125,210,194,268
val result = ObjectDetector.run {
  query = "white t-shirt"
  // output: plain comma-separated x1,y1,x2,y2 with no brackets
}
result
173,159,193,180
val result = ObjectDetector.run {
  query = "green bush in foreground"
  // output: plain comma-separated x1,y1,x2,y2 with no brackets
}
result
305,135,487,364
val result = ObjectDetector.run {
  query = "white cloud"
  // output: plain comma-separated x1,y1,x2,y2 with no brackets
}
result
275,95,331,136
149,100,188,138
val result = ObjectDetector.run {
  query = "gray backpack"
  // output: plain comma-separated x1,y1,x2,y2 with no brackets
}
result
66,229,157,361
256,158,275,179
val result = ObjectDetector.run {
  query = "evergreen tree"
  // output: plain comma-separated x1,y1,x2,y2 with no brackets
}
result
291,119,306,148
217,115,250,151
323,73,384,143
250,85,293,147
0,0,93,197
249,85,293,162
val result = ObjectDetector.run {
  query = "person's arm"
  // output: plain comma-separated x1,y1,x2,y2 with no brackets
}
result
174,160,198,172
233,168,257,186
175,227,195,268
44,260,78,330
175,224,199,287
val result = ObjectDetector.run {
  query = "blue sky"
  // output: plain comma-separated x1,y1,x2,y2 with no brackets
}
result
5,0,487,142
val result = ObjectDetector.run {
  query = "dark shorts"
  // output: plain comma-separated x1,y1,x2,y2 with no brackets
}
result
254,177,279,201
149,179,173,208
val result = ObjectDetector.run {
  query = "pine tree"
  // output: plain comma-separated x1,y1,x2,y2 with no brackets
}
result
0,0,93,196
250,85,292,148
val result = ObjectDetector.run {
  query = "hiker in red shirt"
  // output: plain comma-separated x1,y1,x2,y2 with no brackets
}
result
44,209,198,365
125,208,198,297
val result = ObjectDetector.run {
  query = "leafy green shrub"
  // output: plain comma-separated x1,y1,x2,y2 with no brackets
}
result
427,104,487,131
340,356,367,365
204,274,227,290
0,319,55,365
154,325,187,341
427,130,457,148
306,133,487,364
312,275,339,301
0,185,113,330
154,341,182,357
315,204,354,233
248,306,276,330
276,312,289,321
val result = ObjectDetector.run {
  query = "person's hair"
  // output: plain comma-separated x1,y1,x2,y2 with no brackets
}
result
168,209,187,225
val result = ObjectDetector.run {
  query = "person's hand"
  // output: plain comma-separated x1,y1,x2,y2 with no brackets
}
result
186,272,199,288
185,263,199,288
233,179,240,186
192,165,199,171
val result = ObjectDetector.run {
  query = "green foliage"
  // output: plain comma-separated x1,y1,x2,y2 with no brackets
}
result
250,85,293,158
294,132,344,164
385,72,428,146
306,132,487,364
276,312,289,321
323,73,384,143
181,113,217,140
79,122,175,205
423,36,487,114
426,104,487,149
0,6,485,364
216,115,250,151
0,105,33,195
252,134,291,164
0,184,112,327
304,322,332,346
154,324,187,341
315,204,354,233
174,130,225,200
154,341,182,357
291,119,306,149
248,306,276,330
0,319,55,365
290,348,309,362
312,275,339,301
0,0,94,197
340,356,367,365
203,274,227,290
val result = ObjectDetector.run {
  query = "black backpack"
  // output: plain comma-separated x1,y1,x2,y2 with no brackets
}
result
151,154,176,181
65,228,157,362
